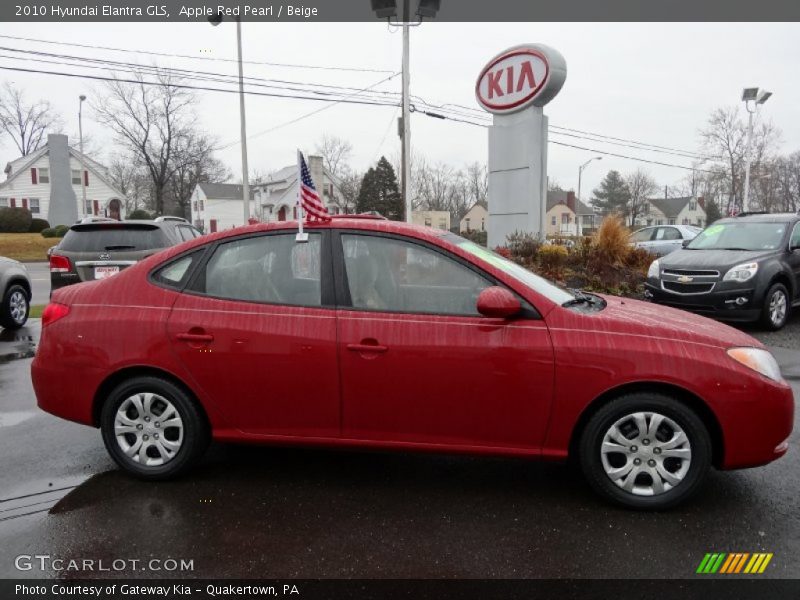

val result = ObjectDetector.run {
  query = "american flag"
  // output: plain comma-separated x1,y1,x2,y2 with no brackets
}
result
298,151,330,222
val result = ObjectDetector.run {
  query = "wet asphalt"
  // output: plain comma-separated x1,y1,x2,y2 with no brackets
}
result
0,321,798,580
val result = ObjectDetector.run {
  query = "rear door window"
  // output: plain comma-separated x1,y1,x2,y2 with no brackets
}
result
60,226,169,252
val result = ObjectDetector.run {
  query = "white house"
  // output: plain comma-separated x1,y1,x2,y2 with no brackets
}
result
190,183,254,233
190,155,343,232
635,196,707,228
0,134,126,226
459,201,488,233
412,210,450,231
254,155,343,222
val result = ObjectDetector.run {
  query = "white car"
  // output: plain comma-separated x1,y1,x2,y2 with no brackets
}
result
0,257,31,330
630,225,703,256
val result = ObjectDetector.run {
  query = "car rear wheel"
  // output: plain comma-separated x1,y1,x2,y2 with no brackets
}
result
761,283,789,331
579,393,711,509
0,284,29,330
100,376,209,480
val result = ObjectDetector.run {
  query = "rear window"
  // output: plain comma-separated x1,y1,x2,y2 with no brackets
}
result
59,226,169,252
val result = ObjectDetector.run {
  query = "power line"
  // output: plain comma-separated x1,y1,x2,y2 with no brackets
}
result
0,33,394,74
0,64,401,108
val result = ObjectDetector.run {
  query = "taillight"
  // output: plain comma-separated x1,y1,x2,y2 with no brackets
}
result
41,303,70,326
49,254,71,273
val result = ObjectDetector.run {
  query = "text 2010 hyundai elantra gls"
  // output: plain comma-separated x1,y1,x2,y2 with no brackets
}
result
31,217,794,509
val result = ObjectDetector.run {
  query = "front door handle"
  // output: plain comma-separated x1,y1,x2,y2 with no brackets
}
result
176,332,214,343
347,342,388,353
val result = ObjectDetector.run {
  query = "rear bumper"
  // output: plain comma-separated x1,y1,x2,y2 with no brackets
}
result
31,353,102,427
645,282,762,322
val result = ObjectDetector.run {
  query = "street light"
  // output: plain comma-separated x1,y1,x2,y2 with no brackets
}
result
78,94,87,219
741,86,772,213
210,11,251,225
577,156,602,203
371,0,440,223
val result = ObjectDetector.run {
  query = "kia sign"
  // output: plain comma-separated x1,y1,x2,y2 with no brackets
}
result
475,44,567,114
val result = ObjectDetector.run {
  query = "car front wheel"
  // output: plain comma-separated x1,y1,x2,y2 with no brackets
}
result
579,393,711,509
100,376,209,480
0,284,29,330
761,283,789,331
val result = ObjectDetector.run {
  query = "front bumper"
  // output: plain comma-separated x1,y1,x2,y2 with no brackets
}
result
645,281,761,322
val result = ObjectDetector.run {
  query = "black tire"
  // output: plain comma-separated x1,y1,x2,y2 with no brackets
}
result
579,393,712,510
100,376,209,480
760,282,790,331
0,284,29,330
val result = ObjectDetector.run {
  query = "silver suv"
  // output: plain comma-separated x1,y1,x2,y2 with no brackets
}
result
0,257,31,330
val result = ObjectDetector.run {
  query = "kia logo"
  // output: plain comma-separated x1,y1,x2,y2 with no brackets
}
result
475,44,567,114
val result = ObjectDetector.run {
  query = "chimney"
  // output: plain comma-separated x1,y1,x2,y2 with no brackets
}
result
307,155,325,199
697,196,705,210
46,134,79,226
566,191,576,213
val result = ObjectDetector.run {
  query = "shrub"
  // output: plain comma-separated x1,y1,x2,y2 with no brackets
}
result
494,246,512,259
460,229,488,246
29,218,50,233
538,244,568,279
53,224,70,237
127,208,153,220
0,207,33,233
505,230,541,264
592,216,630,266
41,227,57,238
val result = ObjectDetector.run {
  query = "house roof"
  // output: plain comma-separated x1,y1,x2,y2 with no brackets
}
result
0,141,126,200
648,196,694,219
546,190,570,212
197,182,255,200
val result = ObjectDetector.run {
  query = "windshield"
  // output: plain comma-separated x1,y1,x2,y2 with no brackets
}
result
448,234,575,305
687,222,787,251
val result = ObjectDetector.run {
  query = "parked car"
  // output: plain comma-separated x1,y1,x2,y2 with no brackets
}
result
49,218,202,292
630,224,703,256
645,212,800,330
32,218,793,509
0,257,31,330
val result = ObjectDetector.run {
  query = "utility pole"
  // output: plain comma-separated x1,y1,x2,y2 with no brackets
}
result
236,17,251,224
741,87,772,213
401,0,411,223
78,94,87,219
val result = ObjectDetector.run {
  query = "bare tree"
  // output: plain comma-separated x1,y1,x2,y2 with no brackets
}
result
92,71,195,215
465,162,488,207
625,168,659,226
337,168,362,214
107,153,152,214
0,82,63,156
167,132,230,218
315,134,352,179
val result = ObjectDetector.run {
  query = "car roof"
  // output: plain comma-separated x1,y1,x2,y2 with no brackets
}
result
718,213,799,224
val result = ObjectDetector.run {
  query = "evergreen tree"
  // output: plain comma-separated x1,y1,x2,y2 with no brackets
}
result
355,156,403,220
591,170,631,216
705,198,722,224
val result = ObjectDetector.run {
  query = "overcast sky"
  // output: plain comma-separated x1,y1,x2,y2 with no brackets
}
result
1,21,799,200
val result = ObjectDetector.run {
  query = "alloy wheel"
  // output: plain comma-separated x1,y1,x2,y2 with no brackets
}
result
9,290,27,324
769,290,787,327
114,393,184,467
600,411,692,496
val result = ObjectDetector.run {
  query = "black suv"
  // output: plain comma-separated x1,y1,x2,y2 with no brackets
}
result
50,217,202,292
645,212,800,330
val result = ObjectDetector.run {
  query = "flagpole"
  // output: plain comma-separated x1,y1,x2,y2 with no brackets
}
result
296,150,308,243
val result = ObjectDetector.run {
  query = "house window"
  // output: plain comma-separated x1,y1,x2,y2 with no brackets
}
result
656,219,663,225
551,216,556,226
29,198,40,214
38,168,49,184
465,218,471,229
0,198,7,208
85,199,93,214
72,170,81,185
689,201,697,211
438,219,447,230
668,218,676,225
561,213,570,224
193,201,198,212
481,219,485,231
682,218,689,225
642,202,649,213
199,199,204,211
424,218,432,227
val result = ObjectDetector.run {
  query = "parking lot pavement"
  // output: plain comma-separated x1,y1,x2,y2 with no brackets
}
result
742,312,800,352
0,323,798,579
23,262,50,307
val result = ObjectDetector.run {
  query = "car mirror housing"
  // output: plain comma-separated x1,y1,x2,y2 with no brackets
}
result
682,239,691,248
476,286,521,319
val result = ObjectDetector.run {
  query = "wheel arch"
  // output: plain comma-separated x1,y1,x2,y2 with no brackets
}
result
568,381,724,468
766,270,793,299
92,365,210,431
5,276,31,300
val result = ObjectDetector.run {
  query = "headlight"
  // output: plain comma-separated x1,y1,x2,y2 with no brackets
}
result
727,347,783,382
723,262,758,282
647,259,660,279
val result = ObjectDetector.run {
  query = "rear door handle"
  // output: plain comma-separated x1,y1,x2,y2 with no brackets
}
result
346,343,388,353
176,332,214,343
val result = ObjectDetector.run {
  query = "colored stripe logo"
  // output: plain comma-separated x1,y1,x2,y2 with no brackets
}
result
696,553,773,574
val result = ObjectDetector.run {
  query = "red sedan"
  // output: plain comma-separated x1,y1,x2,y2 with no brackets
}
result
31,217,794,509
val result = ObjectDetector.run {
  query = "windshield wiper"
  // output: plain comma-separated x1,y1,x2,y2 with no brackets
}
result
563,289,600,307
718,247,752,251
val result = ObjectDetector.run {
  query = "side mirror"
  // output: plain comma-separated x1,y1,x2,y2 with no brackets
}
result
682,239,691,248
477,286,521,319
